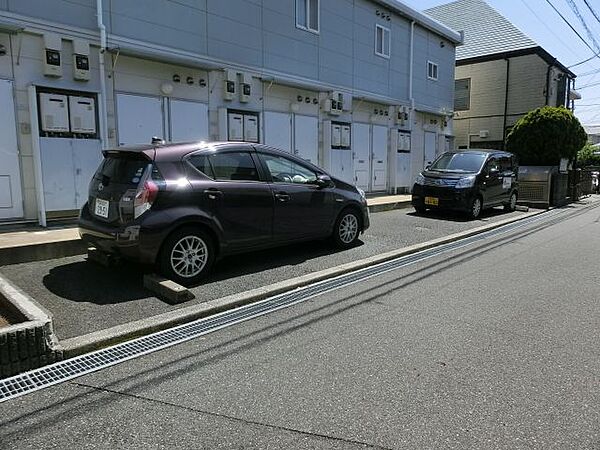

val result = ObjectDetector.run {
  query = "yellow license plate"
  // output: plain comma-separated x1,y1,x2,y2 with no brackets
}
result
425,196,439,206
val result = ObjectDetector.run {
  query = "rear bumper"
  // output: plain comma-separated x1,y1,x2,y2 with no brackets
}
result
78,205,160,264
411,184,476,211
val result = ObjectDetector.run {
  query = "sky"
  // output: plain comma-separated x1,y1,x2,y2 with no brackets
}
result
402,0,600,127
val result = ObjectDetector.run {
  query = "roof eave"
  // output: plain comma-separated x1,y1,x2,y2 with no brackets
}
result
374,0,464,44
456,46,576,78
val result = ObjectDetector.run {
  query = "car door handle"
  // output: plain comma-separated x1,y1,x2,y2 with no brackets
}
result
275,192,290,202
203,189,223,200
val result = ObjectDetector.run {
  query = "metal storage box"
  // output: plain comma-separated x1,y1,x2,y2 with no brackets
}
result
517,166,556,208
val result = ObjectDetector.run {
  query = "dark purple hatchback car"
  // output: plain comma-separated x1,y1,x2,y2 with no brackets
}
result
79,142,369,285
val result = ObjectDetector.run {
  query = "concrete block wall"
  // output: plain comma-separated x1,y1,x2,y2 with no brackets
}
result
0,276,62,379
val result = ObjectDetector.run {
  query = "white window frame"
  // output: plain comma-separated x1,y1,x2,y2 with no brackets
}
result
375,24,391,59
296,0,320,34
427,61,439,81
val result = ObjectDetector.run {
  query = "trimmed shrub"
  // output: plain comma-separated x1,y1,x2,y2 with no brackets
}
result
505,106,587,165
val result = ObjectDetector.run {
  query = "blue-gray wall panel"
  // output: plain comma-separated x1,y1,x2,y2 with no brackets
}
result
7,0,97,30
1,0,456,109
109,0,206,54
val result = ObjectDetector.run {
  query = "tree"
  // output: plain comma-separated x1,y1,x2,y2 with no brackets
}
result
577,142,600,167
505,106,587,166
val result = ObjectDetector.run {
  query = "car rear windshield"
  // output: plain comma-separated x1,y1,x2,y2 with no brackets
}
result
429,152,487,173
95,154,150,185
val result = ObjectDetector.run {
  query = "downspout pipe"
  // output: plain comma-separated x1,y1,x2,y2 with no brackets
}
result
502,58,510,150
97,0,109,149
408,21,415,114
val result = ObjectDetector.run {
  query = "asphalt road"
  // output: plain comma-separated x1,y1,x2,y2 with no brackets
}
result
1,201,599,449
0,207,527,340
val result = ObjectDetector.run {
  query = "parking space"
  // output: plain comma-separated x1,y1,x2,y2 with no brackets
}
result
0,207,529,341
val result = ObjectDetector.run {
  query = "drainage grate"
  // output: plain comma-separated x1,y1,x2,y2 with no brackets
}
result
0,207,577,403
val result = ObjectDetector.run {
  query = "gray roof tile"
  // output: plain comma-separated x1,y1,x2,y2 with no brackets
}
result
424,0,537,60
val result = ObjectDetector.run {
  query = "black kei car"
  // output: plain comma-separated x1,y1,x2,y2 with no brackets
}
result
79,142,369,285
411,149,518,219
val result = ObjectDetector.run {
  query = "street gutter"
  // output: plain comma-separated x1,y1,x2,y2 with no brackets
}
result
60,209,543,357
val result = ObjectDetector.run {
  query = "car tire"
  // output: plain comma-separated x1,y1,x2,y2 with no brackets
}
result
414,203,427,214
504,192,517,212
467,196,483,220
159,226,215,286
332,208,361,249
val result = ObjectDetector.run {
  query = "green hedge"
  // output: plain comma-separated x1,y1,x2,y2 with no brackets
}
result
505,106,587,165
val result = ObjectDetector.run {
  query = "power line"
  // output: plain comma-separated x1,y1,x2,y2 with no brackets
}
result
517,0,584,58
564,0,600,52
578,80,600,89
543,0,600,64
582,0,600,25
578,67,600,77
569,52,600,68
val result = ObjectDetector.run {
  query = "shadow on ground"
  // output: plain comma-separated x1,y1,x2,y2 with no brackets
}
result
41,239,361,303
407,206,515,223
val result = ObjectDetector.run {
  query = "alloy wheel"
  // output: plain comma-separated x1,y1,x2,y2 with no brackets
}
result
472,198,482,218
339,213,359,244
170,235,209,278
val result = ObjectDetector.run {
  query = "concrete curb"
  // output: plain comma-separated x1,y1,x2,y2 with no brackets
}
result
367,200,412,213
0,239,87,266
60,209,543,358
0,275,62,377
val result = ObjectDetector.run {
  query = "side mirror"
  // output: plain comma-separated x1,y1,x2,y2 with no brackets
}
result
315,174,334,189
488,167,500,176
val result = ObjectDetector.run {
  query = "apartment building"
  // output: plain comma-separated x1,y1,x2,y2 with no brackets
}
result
426,0,579,150
0,0,461,224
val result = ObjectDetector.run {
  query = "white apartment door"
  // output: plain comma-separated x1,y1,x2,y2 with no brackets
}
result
352,123,370,191
116,93,164,146
294,115,318,164
371,125,388,191
264,111,292,153
424,131,437,167
169,99,209,142
0,79,23,219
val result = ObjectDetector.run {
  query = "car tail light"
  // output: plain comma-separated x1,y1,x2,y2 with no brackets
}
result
134,178,158,219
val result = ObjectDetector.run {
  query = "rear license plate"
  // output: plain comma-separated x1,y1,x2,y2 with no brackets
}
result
95,198,109,218
425,196,439,206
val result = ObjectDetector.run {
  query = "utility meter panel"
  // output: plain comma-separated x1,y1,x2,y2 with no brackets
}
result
43,33,62,77
341,125,351,148
39,93,69,132
243,114,258,142
227,112,244,140
398,131,411,152
331,123,342,147
73,39,90,81
69,96,96,134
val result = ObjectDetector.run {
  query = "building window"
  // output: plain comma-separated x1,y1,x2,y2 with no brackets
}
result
454,78,470,111
296,0,319,33
375,24,391,58
427,61,438,81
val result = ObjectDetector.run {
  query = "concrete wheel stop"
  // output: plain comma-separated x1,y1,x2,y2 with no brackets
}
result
143,274,196,305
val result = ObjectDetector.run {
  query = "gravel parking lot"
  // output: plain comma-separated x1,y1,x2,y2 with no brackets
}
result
0,207,529,340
